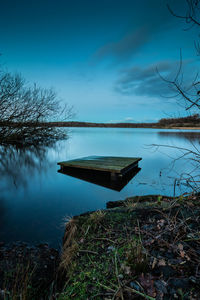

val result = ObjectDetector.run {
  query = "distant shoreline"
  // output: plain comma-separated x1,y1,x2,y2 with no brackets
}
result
46,121,200,130
1,121,200,130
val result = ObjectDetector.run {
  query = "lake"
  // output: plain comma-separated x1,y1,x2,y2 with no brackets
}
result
0,128,200,248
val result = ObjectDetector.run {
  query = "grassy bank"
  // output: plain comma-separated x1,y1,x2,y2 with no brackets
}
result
58,194,200,299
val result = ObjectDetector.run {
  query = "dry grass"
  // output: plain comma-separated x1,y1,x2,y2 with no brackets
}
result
59,218,78,272
89,209,106,223
124,198,138,209
3,261,36,300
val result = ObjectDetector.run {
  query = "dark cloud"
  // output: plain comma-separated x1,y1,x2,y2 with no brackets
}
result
115,60,184,97
94,27,149,62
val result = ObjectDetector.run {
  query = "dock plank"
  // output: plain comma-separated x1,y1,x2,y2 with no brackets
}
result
58,156,142,174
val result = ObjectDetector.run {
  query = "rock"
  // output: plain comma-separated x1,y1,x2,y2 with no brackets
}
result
130,281,141,291
107,246,115,252
168,258,182,265
189,276,197,283
142,224,155,230
38,243,49,248
169,288,177,296
154,280,167,294
106,200,125,208
164,251,174,259
168,278,189,289
155,265,176,279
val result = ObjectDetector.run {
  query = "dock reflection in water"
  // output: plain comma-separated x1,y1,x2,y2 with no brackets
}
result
58,166,141,191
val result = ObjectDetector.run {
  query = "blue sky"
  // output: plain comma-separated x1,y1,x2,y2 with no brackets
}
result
0,0,198,122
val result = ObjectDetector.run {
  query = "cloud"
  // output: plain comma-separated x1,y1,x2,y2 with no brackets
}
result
124,117,135,122
114,60,189,97
108,116,135,123
94,27,149,63
107,116,160,123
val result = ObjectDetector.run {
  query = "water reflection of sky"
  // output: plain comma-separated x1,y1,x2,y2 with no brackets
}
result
0,128,200,248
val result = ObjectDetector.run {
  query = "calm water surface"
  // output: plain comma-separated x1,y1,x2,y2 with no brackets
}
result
0,128,200,247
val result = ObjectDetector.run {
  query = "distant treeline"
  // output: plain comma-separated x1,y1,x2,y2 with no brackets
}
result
158,114,200,126
1,114,200,128
47,114,200,128
47,121,157,128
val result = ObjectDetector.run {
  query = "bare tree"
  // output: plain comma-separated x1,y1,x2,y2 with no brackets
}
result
157,50,200,111
0,70,73,146
154,1,200,193
164,1,200,111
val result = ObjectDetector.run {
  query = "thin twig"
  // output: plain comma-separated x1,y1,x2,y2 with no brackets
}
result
78,250,98,255
125,286,156,300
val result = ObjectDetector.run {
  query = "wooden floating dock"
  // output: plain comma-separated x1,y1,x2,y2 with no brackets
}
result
57,156,142,180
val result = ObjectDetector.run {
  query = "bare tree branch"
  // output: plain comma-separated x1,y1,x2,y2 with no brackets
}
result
0,71,74,146
167,1,200,28
157,51,200,111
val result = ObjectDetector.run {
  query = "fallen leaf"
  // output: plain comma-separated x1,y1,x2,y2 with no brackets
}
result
177,243,183,251
157,219,165,227
139,273,156,297
185,254,190,261
121,263,131,275
180,250,185,258
158,259,166,266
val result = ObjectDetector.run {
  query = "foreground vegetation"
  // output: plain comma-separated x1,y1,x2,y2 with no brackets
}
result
1,194,200,299
58,194,200,299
